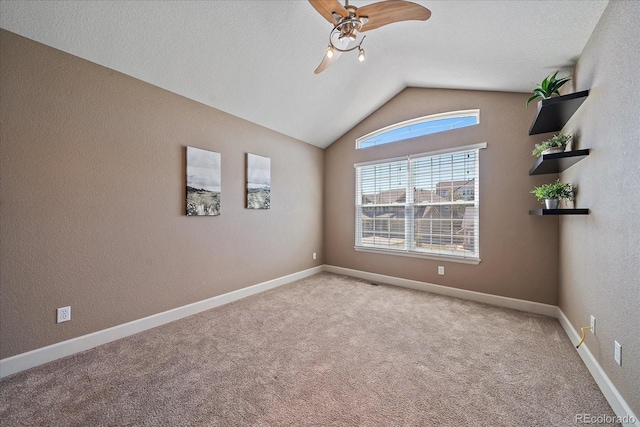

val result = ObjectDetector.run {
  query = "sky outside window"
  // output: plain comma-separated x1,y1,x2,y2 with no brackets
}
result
357,110,479,149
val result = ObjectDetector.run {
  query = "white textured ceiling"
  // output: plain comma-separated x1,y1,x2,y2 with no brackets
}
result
0,0,608,148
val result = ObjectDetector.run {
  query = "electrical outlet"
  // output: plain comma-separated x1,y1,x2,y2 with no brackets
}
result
313,252,317,260
590,315,596,334
438,266,444,275
614,341,622,366
57,306,71,323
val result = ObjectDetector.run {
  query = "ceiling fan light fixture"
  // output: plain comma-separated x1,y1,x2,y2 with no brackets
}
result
311,0,431,74
326,45,334,58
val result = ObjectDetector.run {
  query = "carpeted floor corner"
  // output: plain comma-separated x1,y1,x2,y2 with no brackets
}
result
0,273,619,426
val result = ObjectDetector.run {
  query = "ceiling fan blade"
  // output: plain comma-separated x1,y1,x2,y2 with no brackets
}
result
314,33,352,74
357,0,431,32
314,50,344,74
308,0,349,25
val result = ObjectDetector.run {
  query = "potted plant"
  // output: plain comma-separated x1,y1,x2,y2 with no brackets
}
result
531,179,575,209
532,133,573,157
526,71,571,107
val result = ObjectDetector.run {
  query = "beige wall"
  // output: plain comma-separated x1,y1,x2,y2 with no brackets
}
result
2,4,638,412
0,30,324,359
324,87,561,305
559,1,640,415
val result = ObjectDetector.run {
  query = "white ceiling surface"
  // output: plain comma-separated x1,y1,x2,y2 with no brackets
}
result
0,1,608,148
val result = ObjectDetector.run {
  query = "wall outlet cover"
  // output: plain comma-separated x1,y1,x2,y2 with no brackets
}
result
614,341,622,366
57,306,71,323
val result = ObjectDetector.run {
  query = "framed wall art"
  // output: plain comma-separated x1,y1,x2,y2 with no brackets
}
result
246,153,270,209
186,146,221,216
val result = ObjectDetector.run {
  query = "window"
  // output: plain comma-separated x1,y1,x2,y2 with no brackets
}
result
355,143,486,264
356,110,479,149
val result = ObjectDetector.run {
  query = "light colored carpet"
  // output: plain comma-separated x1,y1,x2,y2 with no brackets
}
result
0,273,618,426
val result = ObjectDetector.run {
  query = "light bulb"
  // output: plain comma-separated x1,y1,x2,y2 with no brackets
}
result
326,46,334,58
358,48,365,62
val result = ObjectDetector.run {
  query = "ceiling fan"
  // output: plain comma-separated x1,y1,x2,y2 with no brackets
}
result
309,0,432,74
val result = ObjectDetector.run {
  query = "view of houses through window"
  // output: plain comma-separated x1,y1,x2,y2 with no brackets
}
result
355,144,484,262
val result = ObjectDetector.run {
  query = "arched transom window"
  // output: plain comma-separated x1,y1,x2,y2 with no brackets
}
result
356,109,480,149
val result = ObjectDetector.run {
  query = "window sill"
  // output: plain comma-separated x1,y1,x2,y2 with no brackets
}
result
354,246,481,265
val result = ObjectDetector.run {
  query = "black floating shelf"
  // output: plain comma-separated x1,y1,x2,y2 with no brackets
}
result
529,90,589,135
529,208,590,215
529,149,590,175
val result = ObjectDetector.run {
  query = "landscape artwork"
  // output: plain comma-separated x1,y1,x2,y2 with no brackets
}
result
246,153,271,209
186,146,221,216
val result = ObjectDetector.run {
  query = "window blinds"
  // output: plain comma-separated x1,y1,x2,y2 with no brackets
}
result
355,143,484,261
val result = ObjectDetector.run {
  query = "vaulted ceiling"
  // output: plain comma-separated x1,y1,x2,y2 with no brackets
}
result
0,1,608,148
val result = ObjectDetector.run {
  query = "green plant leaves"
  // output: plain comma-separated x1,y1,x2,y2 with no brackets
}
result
531,134,573,157
526,70,571,107
531,179,575,203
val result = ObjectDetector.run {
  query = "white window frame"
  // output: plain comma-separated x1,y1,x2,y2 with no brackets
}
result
355,143,486,265
356,109,480,149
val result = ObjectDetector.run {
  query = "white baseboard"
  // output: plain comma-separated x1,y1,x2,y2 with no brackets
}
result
2,264,637,427
324,265,558,317
326,265,638,427
556,309,639,427
0,266,323,378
